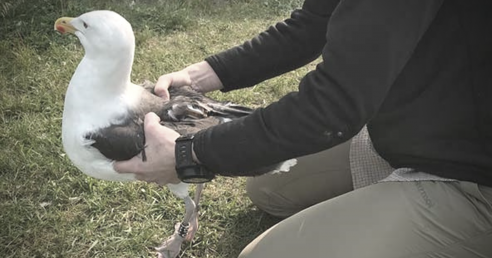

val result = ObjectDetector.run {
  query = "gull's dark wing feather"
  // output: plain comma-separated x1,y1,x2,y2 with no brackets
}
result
87,82,251,161
88,81,295,173
86,117,145,161
161,117,224,136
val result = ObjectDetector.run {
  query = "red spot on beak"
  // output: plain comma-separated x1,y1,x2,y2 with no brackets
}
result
56,25,66,34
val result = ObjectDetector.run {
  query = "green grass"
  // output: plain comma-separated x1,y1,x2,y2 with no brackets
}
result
0,0,311,257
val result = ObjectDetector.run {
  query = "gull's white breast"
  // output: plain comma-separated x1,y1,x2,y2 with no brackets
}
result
61,77,144,182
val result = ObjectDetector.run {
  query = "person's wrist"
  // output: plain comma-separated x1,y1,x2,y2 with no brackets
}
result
184,61,223,93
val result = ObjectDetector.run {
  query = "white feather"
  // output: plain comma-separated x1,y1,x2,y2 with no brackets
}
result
269,159,297,174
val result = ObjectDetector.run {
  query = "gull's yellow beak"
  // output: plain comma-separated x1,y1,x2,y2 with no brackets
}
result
54,17,76,34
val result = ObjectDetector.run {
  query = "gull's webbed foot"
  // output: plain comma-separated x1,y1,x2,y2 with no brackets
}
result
185,205,199,241
156,185,204,258
155,222,186,258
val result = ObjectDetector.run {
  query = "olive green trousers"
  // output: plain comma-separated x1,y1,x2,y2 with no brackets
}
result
242,142,492,258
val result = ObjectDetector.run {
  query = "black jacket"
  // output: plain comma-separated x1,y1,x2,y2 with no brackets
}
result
194,0,492,186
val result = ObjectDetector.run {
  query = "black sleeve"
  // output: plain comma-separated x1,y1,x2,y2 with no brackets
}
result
205,0,340,91
194,0,444,175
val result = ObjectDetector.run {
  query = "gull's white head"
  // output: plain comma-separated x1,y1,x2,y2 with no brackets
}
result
55,10,135,60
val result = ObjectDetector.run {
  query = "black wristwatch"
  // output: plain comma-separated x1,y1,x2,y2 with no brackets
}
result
175,134,215,183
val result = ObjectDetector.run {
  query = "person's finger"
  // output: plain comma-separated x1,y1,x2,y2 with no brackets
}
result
113,156,141,174
154,75,172,100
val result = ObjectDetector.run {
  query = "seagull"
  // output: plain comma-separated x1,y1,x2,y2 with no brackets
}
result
54,10,296,258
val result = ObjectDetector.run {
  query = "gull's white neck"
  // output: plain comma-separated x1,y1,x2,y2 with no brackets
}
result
63,48,142,130
74,51,134,96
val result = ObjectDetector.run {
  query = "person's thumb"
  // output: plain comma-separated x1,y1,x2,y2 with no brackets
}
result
143,112,161,134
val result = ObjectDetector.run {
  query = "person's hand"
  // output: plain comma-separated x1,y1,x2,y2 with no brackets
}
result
155,61,224,101
113,112,181,185
155,70,192,101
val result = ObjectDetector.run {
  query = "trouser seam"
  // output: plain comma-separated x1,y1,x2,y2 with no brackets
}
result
398,228,492,258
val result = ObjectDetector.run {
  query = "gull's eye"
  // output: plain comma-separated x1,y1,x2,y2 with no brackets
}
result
83,21,88,29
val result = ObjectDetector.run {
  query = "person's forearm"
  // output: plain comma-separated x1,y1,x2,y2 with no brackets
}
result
184,61,223,93
194,0,444,176
206,0,340,92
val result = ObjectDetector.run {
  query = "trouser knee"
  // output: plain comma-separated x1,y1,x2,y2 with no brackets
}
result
246,177,299,218
246,143,353,218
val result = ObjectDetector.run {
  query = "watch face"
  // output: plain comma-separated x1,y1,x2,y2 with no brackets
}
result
177,165,215,184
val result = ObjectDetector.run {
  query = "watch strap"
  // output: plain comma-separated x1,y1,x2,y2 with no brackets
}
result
175,134,215,183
